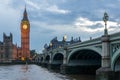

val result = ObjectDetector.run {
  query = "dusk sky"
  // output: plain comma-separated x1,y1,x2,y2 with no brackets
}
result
0,0,120,53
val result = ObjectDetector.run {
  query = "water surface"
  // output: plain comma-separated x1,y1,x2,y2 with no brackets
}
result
0,65,95,80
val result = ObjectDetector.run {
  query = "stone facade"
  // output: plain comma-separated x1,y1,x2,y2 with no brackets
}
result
0,33,18,62
0,7,31,62
44,36,81,51
21,7,30,59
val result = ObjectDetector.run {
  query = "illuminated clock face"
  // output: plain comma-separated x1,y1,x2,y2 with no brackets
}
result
23,24,27,29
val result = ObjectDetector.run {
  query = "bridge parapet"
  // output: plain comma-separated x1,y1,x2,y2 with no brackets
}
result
67,37,101,49
52,47,64,53
65,32,120,50
109,32,120,42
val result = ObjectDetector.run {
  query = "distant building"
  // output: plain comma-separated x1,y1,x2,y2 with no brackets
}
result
44,36,81,51
0,7,31,62
20,7,30,60
0,33,17,62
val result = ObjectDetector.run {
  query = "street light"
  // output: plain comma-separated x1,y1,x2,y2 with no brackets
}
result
63,43,68,64
103,12,109,35
49,42,52,49
63,34,67,42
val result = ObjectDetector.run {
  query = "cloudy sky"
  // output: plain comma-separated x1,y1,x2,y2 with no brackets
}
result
0,0,120,53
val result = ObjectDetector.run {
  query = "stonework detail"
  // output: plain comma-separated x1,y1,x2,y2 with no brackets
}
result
20,7,30,59
112,43,120,54
0,7,31,62
0,33,16,62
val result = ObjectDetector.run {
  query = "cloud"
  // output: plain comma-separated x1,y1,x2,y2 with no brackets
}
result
25,0,70,14
1,0,120,53
31,21,55,34
0,0,21,45
46,5,70,14
25,0,40,10
74,17,119,33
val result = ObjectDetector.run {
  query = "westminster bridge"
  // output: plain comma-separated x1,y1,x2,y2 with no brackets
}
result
34,32,120,80
34,13,120,80
35,31,120,72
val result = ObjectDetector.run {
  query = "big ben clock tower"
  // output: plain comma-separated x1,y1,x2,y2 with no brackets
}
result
21,7,30,60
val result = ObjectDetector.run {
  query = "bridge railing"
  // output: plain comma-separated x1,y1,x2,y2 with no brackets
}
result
67,37,101,49
109,32,120,42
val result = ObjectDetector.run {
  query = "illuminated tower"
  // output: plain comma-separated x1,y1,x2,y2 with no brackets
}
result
21,7,30,60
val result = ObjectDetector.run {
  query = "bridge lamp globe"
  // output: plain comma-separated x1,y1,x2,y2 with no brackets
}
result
103,12,109,35
49,42,52,48
64,34,67,41
59,46,61,48
103,12,109,28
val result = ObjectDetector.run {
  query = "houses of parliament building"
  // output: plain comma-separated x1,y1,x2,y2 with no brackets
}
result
0,7,30,62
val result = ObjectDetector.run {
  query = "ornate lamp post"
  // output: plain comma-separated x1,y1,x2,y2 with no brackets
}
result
96,12,113,80
103,12,109,35
63,34,67,42
60,35,68,74
49,42,52,49
63,34,67,64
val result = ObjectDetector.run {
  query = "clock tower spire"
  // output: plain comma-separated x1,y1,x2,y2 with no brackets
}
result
22,6,28,21
21,6,30,60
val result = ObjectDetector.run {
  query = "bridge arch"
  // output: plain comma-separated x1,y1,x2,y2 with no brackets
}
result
67,47,102,74
111,49,120,71
67,47,102,63
45,55,50,63
52,53,64,64
40,57,43,62
38,57,40,62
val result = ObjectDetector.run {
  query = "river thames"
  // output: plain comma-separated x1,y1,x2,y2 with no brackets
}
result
0,65,95,80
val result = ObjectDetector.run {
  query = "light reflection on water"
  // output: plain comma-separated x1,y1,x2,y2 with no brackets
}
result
0,65,95,80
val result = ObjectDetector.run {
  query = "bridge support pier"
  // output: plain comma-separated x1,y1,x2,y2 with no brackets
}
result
48,63,61,71
96,67,115,80
60,64,70,74
41,62,48,67
96,69,120,80
48,64,53,70
61,64,99,74
96,35,114,80
60,49,69,74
